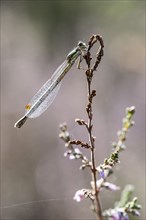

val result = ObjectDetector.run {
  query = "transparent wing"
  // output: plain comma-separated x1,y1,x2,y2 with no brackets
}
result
25,60,69,118
28,81,61,118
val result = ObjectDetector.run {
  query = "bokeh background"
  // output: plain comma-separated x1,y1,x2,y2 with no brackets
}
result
1,1,145,219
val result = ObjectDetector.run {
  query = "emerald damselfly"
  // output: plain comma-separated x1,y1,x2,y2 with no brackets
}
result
14,41,87,128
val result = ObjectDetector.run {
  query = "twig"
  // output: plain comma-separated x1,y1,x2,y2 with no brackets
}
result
60,35,104,220
84,35,104,220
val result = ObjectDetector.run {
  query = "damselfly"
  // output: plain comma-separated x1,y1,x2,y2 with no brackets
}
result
14,41,87,128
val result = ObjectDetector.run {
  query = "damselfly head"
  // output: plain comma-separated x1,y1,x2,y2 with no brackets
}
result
78,41,87,52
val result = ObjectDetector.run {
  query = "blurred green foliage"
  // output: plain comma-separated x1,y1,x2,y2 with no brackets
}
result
2,0,144,52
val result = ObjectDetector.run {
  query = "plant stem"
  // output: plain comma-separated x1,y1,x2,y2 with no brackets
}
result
91,148,103,220
86,74,103,220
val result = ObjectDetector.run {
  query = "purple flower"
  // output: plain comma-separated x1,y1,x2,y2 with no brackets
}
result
117,211,129,220
111,209,129,220
132,210,140,216
100,170,105,179
73,189,85,202
97,166,105,179
103,182,120,191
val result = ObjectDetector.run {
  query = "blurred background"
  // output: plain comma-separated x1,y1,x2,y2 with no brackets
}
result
1,1,145,219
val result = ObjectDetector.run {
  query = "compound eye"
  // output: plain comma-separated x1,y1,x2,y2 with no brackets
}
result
78,41,83,47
